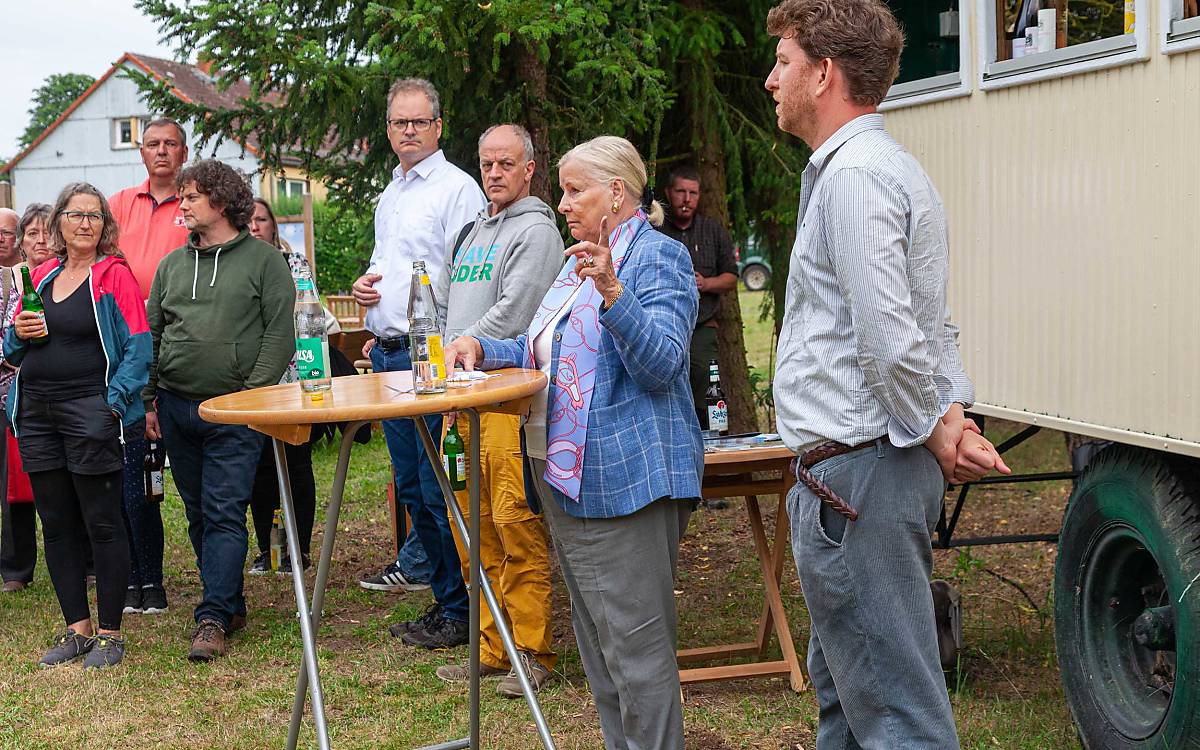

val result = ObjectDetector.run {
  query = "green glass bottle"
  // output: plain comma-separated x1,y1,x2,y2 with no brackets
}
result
19,266,48,346
442,418,466,491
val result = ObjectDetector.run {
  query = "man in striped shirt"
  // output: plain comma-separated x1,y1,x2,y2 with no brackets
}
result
765,2,1009,748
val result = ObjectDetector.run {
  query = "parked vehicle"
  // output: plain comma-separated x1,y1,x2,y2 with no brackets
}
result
884,3,1200,747
734,238,771,292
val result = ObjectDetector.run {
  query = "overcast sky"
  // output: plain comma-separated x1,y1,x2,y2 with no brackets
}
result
0,1,176,158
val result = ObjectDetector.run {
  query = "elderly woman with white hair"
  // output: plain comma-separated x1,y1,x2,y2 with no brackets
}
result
445,135,702,749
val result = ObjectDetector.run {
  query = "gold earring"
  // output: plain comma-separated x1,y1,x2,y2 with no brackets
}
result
611,200,620,213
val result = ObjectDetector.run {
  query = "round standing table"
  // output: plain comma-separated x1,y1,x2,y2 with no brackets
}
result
200,368,552,750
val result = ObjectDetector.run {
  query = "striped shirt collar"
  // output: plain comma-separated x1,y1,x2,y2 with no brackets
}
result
808,113,886,170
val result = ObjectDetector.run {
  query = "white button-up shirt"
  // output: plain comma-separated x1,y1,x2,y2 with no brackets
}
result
364,149,486,337
774,114,974,454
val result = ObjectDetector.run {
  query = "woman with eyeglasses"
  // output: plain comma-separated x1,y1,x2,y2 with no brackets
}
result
0,204,51,592
3,183,151,670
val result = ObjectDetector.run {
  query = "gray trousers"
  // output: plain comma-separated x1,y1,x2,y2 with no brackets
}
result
531,459,691,750
788,440,959,750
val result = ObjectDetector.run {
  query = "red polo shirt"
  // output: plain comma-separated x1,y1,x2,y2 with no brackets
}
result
110,180,190,300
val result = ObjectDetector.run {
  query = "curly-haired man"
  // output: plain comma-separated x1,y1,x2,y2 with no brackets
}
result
142,158,296,661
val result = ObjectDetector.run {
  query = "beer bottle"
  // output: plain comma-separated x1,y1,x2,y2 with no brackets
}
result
407,261,446,394
705,359,729,436
19,266,48,346
270,509,285,572
143,440,165,504
443,417,467,491
294,270,332,395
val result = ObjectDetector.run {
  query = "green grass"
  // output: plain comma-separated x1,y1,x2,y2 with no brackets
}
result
0,292,1080,748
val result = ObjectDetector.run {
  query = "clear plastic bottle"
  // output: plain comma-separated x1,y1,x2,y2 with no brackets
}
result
407,261,446,394
270,509,284,572
294,271,332,394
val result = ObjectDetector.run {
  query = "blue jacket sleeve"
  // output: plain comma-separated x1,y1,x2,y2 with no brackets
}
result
599,235,698,393
106,267,152,418
479,334,528,370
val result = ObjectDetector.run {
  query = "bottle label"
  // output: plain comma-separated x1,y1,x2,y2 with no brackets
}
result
420,274,431,286
297,277,314,292
412,333,443,380
443,453,466,480
150,470,164,496
295,337,329,380
707,400,728,432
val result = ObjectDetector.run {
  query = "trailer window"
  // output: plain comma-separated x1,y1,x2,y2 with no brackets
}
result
881,0,969,107
1165,0,1200,52
983,1,1146,88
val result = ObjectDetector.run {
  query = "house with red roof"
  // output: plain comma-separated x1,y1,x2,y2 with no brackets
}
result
0,52,324,208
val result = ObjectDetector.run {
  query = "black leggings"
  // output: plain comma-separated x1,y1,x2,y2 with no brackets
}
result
31,469,129,631
249,440,315,557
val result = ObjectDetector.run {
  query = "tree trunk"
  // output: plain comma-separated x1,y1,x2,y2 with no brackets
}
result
514,44,552,204
678,5,758,433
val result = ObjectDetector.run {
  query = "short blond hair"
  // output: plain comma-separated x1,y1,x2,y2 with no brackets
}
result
767,0,904,107
558,136,664,227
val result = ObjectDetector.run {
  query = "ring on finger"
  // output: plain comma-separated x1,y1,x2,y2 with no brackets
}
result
583,255,594,267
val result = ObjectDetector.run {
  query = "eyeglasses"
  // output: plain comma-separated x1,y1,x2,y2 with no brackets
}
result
386,117,437,133
63,211,104,226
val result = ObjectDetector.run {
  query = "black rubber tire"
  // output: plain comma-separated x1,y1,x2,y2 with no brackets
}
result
1055,446,1200,749
741,263,770,292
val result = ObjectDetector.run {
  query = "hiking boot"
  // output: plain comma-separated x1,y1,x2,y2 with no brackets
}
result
278,554,311,575
228,613,247,635
435,660,506,683
388,603,442,639
248,551,272,576
497,652,553,699
38,629,93,668
359,561,430,592
123,586,142,614
83,634,126,671
141,585,168,614
188,619,227,662
401,614,469,650
2,580,28,593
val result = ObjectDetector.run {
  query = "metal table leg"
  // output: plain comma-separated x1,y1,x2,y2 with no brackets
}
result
413,409,557,750
281,422,366,750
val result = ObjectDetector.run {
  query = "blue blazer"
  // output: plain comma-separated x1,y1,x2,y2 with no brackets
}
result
479,223,703,519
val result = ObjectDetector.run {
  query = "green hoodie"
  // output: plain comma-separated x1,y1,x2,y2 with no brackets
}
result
143,229,296,407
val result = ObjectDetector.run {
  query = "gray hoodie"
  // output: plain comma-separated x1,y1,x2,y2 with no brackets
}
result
438,195,565,339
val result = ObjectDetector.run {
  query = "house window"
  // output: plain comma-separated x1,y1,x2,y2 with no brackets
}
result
1164,0,1200,50
112,116,142,149
983,1,1145,88
276,178,309,199
882,1,969,105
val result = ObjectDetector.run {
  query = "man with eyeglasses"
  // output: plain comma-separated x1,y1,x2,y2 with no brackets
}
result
107,118,190,618
0,210,19,267
352,78,485,649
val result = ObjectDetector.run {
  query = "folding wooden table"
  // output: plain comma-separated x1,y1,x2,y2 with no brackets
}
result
199,369,555,750
678,444,806,692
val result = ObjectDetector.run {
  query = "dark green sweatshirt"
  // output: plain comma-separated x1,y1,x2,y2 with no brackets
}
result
143,229,296,407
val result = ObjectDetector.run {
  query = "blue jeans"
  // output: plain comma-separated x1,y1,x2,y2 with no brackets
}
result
789,439,958,750
370,345,468,622
157,389,264,629
396,527,431,584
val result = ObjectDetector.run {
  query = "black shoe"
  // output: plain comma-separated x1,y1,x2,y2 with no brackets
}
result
141,585,168,614
38,629,93,668
277,554,311,575
388,602,442,639
83,633,126,670
123,586,143,615
248,551,271,576
359,561,431,592
401,613,469,650
702,498,729,510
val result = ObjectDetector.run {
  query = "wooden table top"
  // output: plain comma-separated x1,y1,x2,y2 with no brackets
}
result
198,368,546,427
703,444,794,466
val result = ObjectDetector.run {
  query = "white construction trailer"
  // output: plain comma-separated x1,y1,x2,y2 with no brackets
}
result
878,1,1200,747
